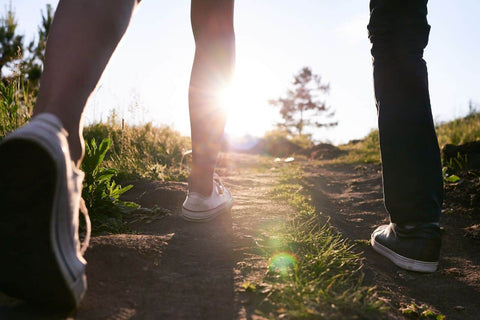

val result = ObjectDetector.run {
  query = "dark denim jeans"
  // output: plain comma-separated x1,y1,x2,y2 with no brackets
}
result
368,0,443,225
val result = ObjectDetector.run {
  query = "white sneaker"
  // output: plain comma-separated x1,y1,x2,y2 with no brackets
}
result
181,174,233,222
0,113,90,310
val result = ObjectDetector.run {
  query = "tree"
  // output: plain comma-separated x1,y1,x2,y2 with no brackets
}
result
0,3,24,78
23,4,53,87
269,67,337,135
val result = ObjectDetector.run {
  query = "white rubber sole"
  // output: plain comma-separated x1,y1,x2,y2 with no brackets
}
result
371,236,438,273
181,197,233,222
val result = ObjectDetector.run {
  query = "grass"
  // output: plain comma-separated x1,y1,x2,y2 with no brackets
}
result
333,111,480,165
0,79,33,140
0,75,478,316
79,123,191,234
0,80,189,234
400,303,445,320
81,137,141,235
336,130,381,164
436,112,480,147
252,164,386,319
83,121,191,182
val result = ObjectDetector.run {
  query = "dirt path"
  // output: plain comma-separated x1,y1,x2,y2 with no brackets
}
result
0,153,283,319
74,154,287,320
305,161,480,320
1,153,479,319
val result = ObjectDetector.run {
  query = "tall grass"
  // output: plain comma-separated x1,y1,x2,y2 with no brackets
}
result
0,79,33,140
0,80,190,234
83,121,191,182
0,79,191,183
337,130,381,164
336,112,480,165
436,112,480,147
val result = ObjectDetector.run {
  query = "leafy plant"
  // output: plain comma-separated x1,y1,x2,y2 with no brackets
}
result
81,137,139,234
442,167,460,184
442,152,470,185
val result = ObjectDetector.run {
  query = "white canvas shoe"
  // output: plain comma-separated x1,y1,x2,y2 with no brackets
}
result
0,113,90,310
182,174,233,222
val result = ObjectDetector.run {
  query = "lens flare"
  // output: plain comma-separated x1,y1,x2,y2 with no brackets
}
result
269,252,297,276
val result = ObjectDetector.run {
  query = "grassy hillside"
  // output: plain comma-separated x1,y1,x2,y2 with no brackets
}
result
336,112,480,164
436,112,480,147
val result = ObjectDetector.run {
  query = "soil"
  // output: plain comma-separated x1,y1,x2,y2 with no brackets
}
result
0,153,479,319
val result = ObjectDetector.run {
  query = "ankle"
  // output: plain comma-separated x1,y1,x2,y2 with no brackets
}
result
398,222,440,230
46,113,84,167
69,133,85,168
34,105,84,167
55,115,84,167
188,174,213,197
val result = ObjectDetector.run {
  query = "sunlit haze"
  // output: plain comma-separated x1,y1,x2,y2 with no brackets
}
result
7,0,480,144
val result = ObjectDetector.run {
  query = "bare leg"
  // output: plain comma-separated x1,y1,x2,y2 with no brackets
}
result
34,0,140,167
189,0,235,196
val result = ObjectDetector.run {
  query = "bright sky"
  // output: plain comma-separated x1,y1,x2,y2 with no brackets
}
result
6,0,480,144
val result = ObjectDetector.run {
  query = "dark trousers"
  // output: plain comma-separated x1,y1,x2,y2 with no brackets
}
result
368,0,443,225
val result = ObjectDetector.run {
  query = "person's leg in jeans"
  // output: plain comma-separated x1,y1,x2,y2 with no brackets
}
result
182,0,235,222
367,0,444,272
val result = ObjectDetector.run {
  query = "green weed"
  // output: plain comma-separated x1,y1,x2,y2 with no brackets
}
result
442,152,475,185
445,152,469,172
81,137,140,234
400,303,445,320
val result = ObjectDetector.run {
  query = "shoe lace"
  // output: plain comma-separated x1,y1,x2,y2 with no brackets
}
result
79,197,91,256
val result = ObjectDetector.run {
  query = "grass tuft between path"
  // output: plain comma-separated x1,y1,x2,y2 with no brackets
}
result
253,164,387,319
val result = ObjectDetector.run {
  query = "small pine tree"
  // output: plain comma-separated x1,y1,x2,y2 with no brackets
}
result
269,67,337,135
23,4,53,88
0,3,24,78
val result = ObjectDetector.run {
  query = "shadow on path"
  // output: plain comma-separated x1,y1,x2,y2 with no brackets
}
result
77,206,234,319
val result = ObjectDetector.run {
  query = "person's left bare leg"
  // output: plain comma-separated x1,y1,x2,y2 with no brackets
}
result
188,0,235,197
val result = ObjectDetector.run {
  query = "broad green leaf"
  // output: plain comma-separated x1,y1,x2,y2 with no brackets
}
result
444,175,460,183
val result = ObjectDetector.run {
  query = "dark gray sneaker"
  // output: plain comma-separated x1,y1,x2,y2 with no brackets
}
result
0,113,90,311
371,222,441,273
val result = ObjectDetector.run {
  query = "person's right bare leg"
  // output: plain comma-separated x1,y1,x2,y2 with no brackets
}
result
34,0,140,167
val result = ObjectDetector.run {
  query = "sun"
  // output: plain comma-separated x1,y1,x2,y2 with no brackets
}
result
219,60,281,137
